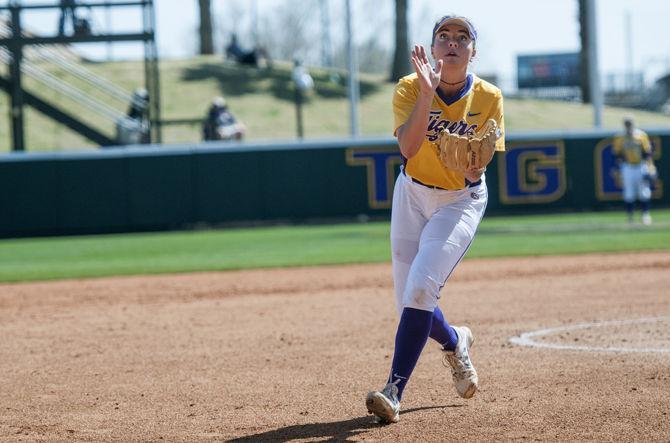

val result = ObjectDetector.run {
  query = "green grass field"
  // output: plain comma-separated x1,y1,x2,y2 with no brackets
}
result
2,56,670,152
0,209,668,283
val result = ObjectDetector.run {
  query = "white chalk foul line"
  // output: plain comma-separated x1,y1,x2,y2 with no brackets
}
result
509,316,670,353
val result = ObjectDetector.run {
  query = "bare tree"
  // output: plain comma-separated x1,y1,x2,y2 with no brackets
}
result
390,0,410,81
198,0,214,55
218,0,246,53
266,0,319,64
359,36,392,74
356,0,392,74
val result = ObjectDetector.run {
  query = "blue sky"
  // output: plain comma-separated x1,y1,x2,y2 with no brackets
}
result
4,0,670,88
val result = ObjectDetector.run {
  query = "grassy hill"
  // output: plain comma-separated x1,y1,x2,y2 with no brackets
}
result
1,55,669,152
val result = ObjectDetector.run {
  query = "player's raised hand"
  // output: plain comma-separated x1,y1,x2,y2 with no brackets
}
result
411,45,442,97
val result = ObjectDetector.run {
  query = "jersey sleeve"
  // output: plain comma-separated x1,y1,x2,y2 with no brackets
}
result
612,136,622,157
640,131,653,159
491,91,505,152
392,78,418,136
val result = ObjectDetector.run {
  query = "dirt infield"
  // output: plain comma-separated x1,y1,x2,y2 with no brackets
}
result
1,252,669,442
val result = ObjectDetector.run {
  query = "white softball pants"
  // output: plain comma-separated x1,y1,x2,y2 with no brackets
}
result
390,169,488,313
621,163,651,203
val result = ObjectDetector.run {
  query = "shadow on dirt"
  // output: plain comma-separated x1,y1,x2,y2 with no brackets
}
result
227,405,460,442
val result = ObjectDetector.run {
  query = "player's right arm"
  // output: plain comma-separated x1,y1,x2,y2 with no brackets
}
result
612,136,624,166
395,45,442,159
396,94,433,159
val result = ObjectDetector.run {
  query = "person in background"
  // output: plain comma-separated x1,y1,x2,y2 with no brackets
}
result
225,34,248,62
58,0,78,36
115,88,150,145
225,34,272,69
613,116,656,225
202,97,246,142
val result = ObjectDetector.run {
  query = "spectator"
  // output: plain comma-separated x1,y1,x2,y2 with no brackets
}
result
202,97,246,142
225,34,247,61
73,8,92,37
292,59,314,92
58,0,78,36
225,34,272,69
116,88,150,145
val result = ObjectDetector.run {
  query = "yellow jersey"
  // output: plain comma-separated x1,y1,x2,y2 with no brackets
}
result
613,129,652,165
393,73,505,190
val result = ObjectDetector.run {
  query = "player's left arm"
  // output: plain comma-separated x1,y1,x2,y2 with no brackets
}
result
640,131,653,161
612,137,624,167
488,91,505,152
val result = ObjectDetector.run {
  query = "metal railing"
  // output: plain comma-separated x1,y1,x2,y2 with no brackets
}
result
26,44,133,105
0,49,124,122
0,18,132,116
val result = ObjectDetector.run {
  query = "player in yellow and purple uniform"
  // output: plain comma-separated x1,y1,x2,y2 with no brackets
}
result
393,53,504,190
613,116,655,225
365,15,504,424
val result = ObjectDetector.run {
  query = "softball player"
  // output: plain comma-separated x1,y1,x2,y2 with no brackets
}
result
613,116,655,225
365,15,505,424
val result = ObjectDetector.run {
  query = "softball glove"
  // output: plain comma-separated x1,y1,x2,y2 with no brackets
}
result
436,119,499,173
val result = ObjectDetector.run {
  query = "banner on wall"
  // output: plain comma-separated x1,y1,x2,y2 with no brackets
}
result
346,135,665,210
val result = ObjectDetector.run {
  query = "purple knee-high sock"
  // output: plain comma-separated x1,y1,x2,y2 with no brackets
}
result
429,306,459,351
387,307,433,400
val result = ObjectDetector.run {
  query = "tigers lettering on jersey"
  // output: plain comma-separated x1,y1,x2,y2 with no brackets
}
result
426,111,479,142
393,73,505,190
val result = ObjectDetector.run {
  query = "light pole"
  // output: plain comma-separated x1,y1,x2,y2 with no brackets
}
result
345,0,360,136
586,0,603,128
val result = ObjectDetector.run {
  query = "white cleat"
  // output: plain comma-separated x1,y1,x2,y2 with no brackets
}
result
642,212,652,226
366,382,400,424
443,326,478,399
